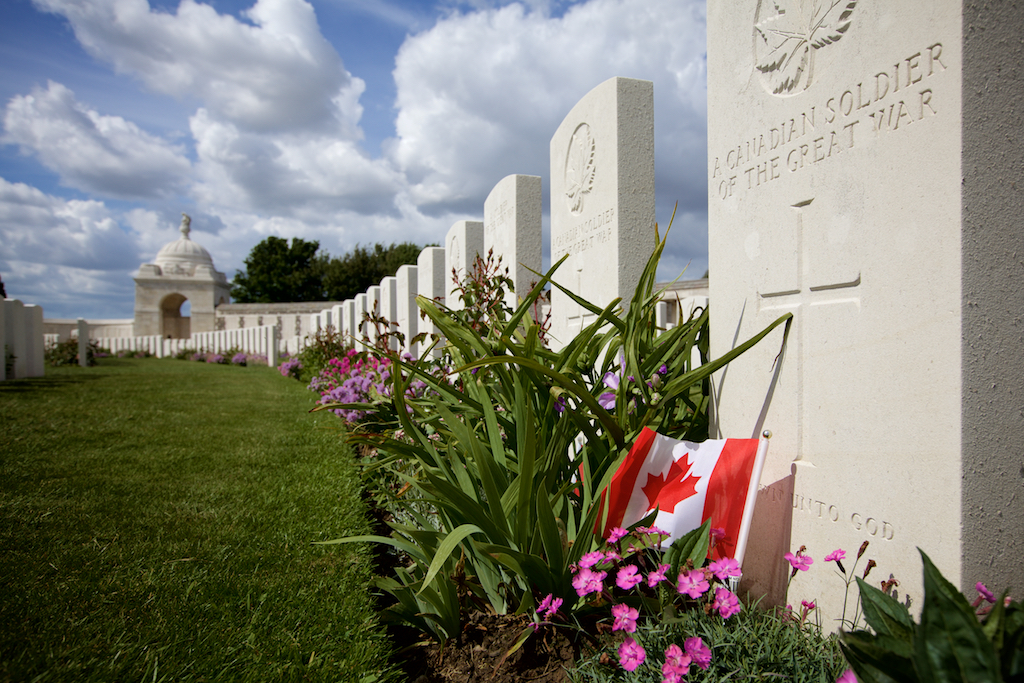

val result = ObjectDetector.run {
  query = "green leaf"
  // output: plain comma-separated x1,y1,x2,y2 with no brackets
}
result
913,549,1001,683
418,524,485,595
840,631,917,683
856,576,915,642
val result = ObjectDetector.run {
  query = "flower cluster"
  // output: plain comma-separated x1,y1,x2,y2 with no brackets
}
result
563,526,743,680
279,357,302,379
307,349,431,424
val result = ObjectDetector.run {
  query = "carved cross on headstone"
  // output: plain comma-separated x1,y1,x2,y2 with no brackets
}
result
566,261,595,333
756,198,862,464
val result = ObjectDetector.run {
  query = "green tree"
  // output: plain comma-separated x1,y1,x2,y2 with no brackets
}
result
231,236,325,303
321,242,425,301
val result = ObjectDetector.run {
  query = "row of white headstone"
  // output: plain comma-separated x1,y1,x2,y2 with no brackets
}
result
311,77,659,359
2,299,46,380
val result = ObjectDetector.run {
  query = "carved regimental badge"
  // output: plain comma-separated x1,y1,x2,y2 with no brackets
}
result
564,123,595,215
754,0,856,96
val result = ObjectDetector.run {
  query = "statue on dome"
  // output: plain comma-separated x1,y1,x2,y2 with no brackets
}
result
180,213,192,238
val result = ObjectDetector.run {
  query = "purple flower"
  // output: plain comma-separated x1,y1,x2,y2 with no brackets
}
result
708,557,742,581
598,392,617,410
712,586,742,619
554,396,566,413
977,582,996,603
603,371,620,390
578,551,604,569
784,551,813,572
836,670,858,683
611,603,639,633
676,568,710,599
572,567,607,597
607,527,628,544
618,637,646,672
684,636,712,669
616,565,643,590
647,563,670,587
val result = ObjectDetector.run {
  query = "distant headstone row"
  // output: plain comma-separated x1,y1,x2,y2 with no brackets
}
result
312,77,658,356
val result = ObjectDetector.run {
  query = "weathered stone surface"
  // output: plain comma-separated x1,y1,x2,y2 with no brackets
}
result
708,1,1023,624
484,175,543,308
445,221,484,312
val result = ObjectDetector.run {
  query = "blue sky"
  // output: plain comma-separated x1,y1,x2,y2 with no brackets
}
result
0,0,709,319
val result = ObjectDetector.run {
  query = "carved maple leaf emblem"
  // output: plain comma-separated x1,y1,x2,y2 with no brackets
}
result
564,123,595,215
754,0,857,95
641,453,700,515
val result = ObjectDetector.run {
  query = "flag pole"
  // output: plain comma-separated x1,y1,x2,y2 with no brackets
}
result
733,430,771,570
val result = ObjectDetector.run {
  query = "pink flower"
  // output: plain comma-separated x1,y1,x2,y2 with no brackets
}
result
579,551,604,569
607,527,629,544
603,550,622,562
616,565,643,590
836,670,858,683
684,636,712,669
784,551,814,571
618,637,646,672
537,594,562,619
708,557,742,581
662,644,691,682
676,568,710,599
712,586,742,619
824,549,846,563
710,527,726,541
572,567,607,597
977,582,995,603
611,603,639,633
647,563,670,587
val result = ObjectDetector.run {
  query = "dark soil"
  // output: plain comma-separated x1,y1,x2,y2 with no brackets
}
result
394,612,578,683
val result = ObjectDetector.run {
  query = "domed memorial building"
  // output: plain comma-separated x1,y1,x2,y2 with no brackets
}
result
133,214,231,338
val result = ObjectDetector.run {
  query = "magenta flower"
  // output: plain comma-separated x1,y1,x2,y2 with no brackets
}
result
618,637,646,672
785,551,814,572
977,582,995,603
607,527,629,544
603,550,622,563
647,563,670,587
536,594,562,619
611,603,639,633
836,670,858,683
824,549,846,563
579,551,604,569
684,636,712,669
662,643,692,682
676,568,710,599
712,586,742,619
616,565,643,590
708,557,742,581
572,567,607,597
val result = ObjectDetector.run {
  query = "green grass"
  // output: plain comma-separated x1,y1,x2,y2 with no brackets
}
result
0,358,393,683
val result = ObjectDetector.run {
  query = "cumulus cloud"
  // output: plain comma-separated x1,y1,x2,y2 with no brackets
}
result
32,0,362,135
389,0,708,222
3,81,192,199
0,177,139,270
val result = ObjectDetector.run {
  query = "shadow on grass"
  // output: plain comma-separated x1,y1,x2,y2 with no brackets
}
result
0,374,108,393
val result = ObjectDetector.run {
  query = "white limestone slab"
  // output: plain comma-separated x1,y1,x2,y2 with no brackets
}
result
342,299,356,340
548,77,656,348
380,276,399,352
484,175,543,309
355,293,368,342
444,221,484,312
4,299,27,379
707,1,1022,625
417,247,447,356
395,265,419,357
24,304,44,377
366,286,382,345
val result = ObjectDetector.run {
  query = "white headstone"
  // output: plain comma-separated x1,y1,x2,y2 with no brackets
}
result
417,247,447,355
444,220,484,312
708,2,1023,624
395,265,419,357
549,77,656,347
77,318,89,368
0,300,6,381
342,299,356,341
484,175,543,308
366,286,382,345
354,293,368,341
4,299,27,379
331,304,344,333
380,276,399,352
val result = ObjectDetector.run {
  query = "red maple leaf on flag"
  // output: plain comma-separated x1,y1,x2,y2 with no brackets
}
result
641,454,700,514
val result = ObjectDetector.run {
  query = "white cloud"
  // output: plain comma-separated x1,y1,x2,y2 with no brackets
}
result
389,0,708,223
3,81,192,199
0,177,139,270
32,0,364,136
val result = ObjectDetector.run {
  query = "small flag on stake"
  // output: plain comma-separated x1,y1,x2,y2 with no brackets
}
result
599,427,769,565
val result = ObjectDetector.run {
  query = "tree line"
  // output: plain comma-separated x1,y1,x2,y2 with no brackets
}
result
230,237,431,304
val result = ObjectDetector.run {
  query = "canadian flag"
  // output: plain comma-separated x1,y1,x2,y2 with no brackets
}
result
599,428,769,563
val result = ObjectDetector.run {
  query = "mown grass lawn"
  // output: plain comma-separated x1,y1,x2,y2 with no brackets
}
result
0,358,393,683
